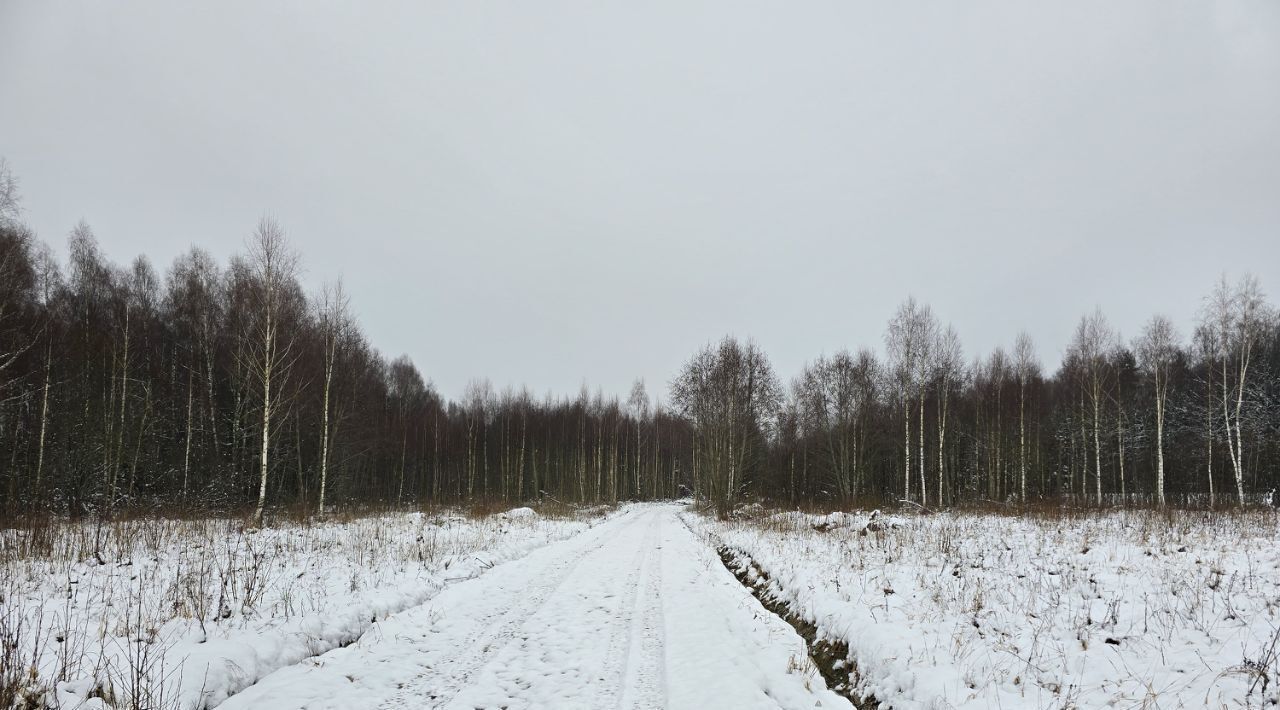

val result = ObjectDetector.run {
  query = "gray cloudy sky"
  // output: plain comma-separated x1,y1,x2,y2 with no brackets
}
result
2,1,1278,401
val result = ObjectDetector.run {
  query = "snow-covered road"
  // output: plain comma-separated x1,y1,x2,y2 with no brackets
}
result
219,504,850,710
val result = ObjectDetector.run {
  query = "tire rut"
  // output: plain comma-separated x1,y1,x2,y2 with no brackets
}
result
379,511,637,709
618,514,666,709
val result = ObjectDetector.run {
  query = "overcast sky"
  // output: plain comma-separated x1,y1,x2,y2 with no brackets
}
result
2,1,1278,401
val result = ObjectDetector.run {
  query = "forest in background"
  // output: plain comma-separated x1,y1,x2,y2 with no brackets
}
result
1,159,1278,521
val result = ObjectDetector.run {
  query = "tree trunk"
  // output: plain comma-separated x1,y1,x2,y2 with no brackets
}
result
1232,348,1250,505
1018,379,1026,501
937,386,948,506
918,388,926,507
1206,373,1215,507
182,368,194,499
1092,380,1102,505
1220,358,1239,506
1117,407,1126,501
902,397,910,502
1155,385,1165,507
34,341,52,491
318,348,333,515
252,320,274,527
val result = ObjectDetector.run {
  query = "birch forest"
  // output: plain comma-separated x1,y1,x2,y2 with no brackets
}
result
2,164,1279,519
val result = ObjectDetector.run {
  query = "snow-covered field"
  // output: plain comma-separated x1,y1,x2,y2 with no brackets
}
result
693,506,1280,708
0,505,613,709
8,502,1278,710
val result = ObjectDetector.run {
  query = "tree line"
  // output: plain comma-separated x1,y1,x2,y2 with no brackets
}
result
0,165,690,522
677,284,1279,514
1,160,1277,519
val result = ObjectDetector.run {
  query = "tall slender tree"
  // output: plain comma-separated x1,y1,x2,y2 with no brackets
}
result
245,218,301,526
1070,308,1115,504
315,280,352,514
1013,331,1038,501
934,327,963,504
885,297,935,504
1138,315,1178,507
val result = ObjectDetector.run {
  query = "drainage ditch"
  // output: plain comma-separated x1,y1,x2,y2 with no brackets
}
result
717,547,879,710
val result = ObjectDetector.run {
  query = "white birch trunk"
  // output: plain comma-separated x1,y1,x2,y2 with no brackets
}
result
918,388,926,507
1155,386,1165,507
35,342,51,490
1019,380,1026,502
1232,348,1250,505
903,398,910,502
252,319,274,527
1092,379,1102,505
318,346,333,515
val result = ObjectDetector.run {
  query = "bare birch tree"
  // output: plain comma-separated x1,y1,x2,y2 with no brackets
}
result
1137,315,1178,507
933,326,963,504
245,218,301,526
1202,274,1269,506
670,336,780,515
1013,331,1038,501
885,297,935,504
627,379,650,499
1070,308,1115,504
315,280,351,515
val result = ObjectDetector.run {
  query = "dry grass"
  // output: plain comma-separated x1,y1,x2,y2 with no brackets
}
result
699,504,1280,707
0,502,610,709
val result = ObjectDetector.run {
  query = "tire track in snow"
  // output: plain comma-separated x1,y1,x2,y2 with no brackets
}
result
226,505,851,709
598,510,659,709
378,509,642,709
617,513,666,709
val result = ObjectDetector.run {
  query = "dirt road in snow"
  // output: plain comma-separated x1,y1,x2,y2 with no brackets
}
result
219,505,851,709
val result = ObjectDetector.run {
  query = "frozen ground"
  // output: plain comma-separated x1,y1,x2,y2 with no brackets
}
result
695,506,1280,709
219,504,849,710
0,506,614,709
